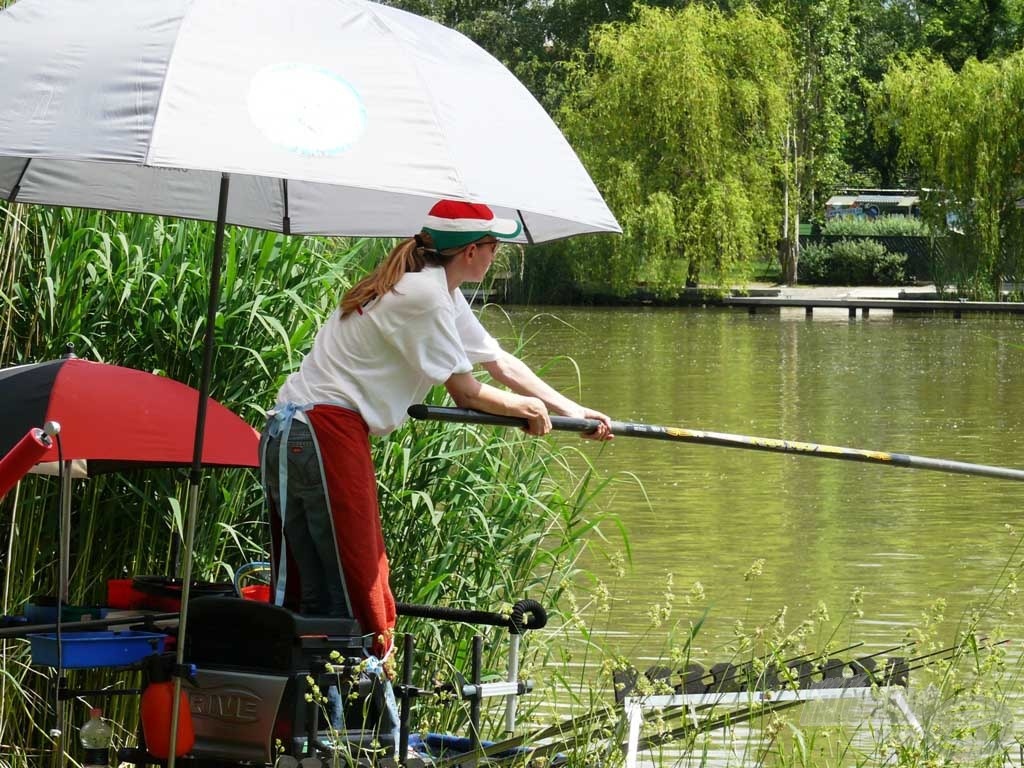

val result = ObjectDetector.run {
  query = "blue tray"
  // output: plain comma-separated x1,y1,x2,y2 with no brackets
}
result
28,630,165,668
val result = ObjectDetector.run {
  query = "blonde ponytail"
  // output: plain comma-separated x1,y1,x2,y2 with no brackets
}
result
340,233,457,317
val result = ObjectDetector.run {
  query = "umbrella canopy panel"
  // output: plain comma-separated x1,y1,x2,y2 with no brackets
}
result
0,359,258,472
0,0,620,242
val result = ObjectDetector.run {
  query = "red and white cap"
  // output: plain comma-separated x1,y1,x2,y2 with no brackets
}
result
421,200,522,251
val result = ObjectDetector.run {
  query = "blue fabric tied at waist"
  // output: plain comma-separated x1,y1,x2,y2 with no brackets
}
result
268,401,310,439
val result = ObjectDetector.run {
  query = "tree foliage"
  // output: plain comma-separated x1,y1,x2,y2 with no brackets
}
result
763,0,860,205
914,0,1024,69
872,51,1024,295
549,5,794,296
381,0,554,98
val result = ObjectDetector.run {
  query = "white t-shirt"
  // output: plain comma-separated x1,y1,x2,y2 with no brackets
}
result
276,266,502,435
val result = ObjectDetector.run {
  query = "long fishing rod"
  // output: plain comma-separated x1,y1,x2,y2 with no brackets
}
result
629,698,806,753
431,708,613,768
667,639,867,694
408,405,1024,483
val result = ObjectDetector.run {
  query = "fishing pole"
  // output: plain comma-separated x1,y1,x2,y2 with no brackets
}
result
408,405,1024,483
431,708,614,768
669,639,867,694
900,637,1009,672
628,698,806,753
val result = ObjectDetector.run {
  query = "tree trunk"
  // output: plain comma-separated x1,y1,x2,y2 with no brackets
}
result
780,237,797,284
779,125,799,284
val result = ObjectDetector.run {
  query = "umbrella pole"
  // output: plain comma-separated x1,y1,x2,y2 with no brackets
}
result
58,461,71,604
52,460,72,768
167,172,231,768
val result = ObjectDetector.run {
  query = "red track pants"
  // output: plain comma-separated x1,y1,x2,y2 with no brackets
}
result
267,404,396,655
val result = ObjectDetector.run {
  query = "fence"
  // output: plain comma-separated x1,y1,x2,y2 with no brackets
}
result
798,235,938,282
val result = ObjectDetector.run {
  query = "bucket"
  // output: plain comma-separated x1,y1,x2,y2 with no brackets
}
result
240,584,271,602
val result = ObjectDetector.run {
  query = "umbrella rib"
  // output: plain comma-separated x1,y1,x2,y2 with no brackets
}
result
517,209,534,245
6,157,30,202
282,179,291,235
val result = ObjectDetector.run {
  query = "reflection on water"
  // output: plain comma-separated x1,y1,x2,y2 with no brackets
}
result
490,306,1024,656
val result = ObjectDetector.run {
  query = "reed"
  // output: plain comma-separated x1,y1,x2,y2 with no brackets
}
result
564,538,1024,768
0,203,619,763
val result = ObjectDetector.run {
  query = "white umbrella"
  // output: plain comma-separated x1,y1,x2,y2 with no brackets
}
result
0,0,619,762
0,0,619,242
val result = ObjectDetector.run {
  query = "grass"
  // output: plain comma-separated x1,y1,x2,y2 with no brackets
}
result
750,257,784,285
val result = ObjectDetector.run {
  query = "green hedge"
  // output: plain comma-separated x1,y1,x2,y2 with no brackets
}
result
820,215,931,237
798,238,910,285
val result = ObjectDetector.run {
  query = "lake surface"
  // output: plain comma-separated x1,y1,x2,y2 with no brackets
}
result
491,305,1024,664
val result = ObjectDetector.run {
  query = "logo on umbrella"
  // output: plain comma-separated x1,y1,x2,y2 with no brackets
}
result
247,63,367,157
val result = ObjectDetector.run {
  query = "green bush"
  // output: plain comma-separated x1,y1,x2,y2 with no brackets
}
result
796,242,831,283
872,249,909,284
829,238,887,283
798,238,909,285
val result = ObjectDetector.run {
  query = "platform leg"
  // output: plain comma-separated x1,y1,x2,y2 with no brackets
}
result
399,634,414,765
625,701,643,768
504,633,520,734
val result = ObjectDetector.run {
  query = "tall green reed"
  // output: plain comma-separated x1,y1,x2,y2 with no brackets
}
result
0,203,360,760
0,204,618,763
378,386,617,735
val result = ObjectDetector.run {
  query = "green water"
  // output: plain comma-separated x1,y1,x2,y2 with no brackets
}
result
493,305,1024,657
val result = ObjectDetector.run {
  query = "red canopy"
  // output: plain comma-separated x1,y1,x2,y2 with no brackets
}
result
0,358,258,472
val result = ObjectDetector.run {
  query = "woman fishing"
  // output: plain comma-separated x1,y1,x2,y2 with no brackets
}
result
261,199,612,659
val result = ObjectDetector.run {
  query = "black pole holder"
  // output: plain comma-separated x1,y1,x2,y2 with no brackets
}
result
469,635,483,750
58,684,143,700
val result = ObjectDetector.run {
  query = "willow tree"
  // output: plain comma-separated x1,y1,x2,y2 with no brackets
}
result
873,52,1024,297
554,5,794,296
758,0,858,282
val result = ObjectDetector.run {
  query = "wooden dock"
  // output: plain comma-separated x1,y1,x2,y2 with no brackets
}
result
722,296,1024,318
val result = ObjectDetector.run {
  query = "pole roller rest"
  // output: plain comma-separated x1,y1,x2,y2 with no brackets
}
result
396,599,545,740
0,422,59,498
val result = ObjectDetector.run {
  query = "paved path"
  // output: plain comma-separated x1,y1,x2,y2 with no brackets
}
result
743,283,941,300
